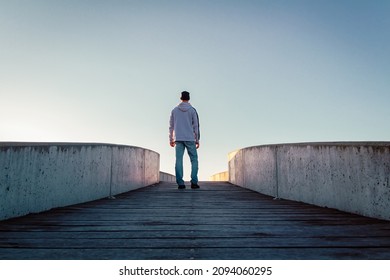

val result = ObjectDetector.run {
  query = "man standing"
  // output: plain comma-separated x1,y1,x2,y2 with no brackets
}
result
169,91,200,189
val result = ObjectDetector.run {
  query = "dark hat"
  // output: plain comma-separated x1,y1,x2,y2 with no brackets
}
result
180,91,190,101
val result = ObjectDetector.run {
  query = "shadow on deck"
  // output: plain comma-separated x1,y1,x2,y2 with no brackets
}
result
1,182,389,260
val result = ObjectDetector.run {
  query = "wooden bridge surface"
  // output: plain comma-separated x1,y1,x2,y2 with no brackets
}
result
0,181,390,260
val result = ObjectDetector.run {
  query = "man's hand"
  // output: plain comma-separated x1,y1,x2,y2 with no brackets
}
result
170,141,175,147
196,142,200,149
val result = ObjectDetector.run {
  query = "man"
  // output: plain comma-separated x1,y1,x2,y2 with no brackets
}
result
169,91,200,189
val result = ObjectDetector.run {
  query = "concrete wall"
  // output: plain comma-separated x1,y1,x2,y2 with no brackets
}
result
209,171,229,181
0,143,160,221
159,171,176,182
229,142,390,221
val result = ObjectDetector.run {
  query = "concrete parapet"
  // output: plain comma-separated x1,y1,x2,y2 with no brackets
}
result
0,142,160,221
229,142,390,221
209,171,229,181
159,171,176,182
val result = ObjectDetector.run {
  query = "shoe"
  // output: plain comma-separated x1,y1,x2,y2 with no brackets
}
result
191,183,200,189
178,185,186,189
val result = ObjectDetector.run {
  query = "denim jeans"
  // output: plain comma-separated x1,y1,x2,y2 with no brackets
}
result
175,141,198,185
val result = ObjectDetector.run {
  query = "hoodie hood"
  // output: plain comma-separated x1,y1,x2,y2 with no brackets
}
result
177,102,192,112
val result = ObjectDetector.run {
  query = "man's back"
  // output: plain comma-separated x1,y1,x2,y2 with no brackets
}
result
169,102,199,143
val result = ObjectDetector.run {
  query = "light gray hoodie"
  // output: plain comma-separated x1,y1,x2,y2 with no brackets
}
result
169,102,200,143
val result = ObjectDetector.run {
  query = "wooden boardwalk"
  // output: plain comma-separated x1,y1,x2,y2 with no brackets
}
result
1,182,390,260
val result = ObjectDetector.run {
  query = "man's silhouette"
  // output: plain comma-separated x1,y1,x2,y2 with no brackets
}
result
169,91,200,189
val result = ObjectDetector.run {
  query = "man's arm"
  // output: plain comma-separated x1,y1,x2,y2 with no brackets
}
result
169,111,175,147
192,108,200,147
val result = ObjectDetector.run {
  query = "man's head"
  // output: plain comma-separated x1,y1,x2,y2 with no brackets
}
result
180,91,190,101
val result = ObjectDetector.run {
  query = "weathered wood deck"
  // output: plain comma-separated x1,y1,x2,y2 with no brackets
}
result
1,182,389,260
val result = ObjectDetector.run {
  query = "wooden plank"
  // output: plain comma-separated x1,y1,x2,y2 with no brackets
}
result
0,181,390,260
0,248,389,260
1,236,390,249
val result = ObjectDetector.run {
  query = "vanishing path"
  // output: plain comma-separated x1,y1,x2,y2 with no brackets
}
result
1,182,389,259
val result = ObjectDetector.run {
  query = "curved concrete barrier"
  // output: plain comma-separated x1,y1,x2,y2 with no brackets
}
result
0,142,160,221
229,142,390,221
209,171,229,181
159,171,176,182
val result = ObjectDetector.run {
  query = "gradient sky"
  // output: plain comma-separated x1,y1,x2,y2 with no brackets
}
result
1,0,389,180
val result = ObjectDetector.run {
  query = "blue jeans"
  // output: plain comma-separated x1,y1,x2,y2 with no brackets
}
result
175,141,198,185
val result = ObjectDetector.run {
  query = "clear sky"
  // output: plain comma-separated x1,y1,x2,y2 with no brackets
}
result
1,0,389,180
